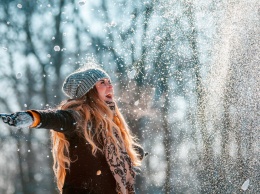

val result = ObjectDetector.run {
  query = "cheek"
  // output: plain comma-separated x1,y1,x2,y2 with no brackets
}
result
96,85,106,96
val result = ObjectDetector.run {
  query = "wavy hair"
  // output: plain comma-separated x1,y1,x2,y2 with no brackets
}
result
51,87,141,193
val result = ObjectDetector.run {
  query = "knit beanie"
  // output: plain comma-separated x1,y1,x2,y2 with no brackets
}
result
62,67,110,99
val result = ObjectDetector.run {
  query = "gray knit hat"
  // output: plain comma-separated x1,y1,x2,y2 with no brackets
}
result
62,67,110,99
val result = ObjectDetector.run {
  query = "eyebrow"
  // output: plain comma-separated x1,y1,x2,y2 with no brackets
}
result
99,79,110,82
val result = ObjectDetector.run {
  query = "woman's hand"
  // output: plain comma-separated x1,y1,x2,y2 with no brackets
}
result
105,101,115,111
1,112,33,128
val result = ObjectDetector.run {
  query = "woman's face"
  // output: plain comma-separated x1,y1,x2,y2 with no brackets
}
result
95,78,114,102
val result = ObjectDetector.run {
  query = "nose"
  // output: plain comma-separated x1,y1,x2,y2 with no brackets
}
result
107,85,113,91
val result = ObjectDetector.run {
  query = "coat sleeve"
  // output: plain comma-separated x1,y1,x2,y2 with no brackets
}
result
28,109,78,133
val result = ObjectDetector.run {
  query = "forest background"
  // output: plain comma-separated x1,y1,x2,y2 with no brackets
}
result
0,0,259,193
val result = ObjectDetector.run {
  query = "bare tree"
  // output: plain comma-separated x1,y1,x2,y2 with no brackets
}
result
1,0,258,194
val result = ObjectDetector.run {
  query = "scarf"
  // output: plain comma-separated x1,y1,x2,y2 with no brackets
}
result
103,101,136,194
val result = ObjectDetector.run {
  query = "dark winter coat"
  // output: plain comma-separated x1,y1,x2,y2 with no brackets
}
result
31,109,117,194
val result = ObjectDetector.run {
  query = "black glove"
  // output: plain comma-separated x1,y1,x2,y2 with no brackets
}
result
1,112,33,128
105,101,115,112
134,145,148,160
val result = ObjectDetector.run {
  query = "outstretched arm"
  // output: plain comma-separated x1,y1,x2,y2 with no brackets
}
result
1,109,77,133
29,109,77,132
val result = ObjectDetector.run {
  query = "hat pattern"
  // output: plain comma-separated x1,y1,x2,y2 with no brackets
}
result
62,68,110,99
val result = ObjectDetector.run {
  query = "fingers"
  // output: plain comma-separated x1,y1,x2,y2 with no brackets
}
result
2,116,8,123
1,114,17,126
1,112,33,128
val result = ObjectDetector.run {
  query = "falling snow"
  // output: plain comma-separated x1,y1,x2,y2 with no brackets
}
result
241,179,250,191
17,4,22,9
54,45,61,51
78,0,86,6
0,0,259,193
16,73,22,79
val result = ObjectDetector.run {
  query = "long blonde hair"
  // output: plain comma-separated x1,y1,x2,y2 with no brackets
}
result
51,87,142,193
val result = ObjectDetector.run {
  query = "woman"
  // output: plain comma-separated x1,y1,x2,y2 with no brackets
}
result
1,66,144,194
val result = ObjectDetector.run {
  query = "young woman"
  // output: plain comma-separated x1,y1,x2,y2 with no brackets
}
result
1,66,144,194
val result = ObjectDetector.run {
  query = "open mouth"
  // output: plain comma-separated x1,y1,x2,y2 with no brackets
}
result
105,94,112,99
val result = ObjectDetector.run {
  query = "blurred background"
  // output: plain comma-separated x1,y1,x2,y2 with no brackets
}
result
0,0,259,193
